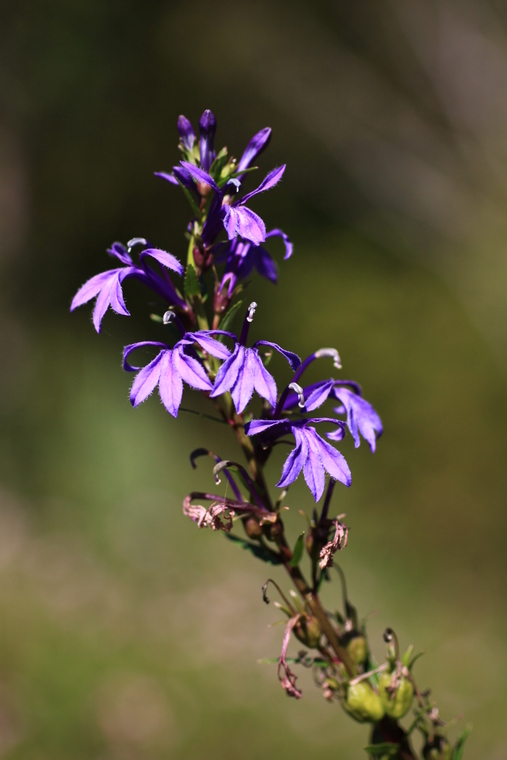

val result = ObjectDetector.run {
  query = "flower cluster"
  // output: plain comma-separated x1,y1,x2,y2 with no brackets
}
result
71,109,382,502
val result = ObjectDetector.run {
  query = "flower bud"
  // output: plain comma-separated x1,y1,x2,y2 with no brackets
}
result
243,516,262,540
294,615,321,649
423,736,452,760
213,281,231,315
378,671,414,720
342,681,385,723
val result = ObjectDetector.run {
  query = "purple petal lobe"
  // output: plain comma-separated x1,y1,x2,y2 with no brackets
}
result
250,349,277,407
240,165,286,205
154,171,179,186
333,387,383,451
130,352,164,406
277,431,306,489
139,248,184,275
303,430,326,501
255,340,300,371
123,341,168,372
211,346,244,398
173,348,213,391
158,350,184,417
71,270,117,311
224,206,266,245
180,161,220,194
190,332,231,360
237,127,271,173
266,228,293,259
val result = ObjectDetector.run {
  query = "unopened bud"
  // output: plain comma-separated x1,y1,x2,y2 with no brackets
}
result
213,282,231,315
423,737,452,760
197,181,213,197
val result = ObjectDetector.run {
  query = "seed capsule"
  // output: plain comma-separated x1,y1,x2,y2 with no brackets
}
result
294,616,321,649
342,681,385,723
378,672,414,719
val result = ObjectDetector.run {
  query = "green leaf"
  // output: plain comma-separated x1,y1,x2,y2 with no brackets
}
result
177,178,202,219
289,532,305,567
185,263,201,299
452,725,472,760
363,742,400,757
225,534,283,565
219,299,243,332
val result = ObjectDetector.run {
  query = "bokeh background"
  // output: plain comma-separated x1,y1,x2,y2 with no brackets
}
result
1,1,507,758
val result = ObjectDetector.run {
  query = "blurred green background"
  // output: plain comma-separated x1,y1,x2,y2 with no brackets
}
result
1,1,506,758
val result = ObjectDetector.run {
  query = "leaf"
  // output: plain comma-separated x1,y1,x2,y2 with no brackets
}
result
363,742,400,757
219,299,243,332
185,263,201,299
289,532,305,567
225,534,283,565
177,179,202,219
452,725,472,760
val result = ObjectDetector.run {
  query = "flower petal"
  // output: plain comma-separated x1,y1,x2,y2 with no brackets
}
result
173,348,213,391
333,387,383,451
277,430,307,489
237,127,271,173
158,350,184,416
71,270,117,311
230,348,255,413
250,349,277,407
180,161,220,194
255,340,300,371
239,165,286,205
139,248,184,275
210,345,244,397
266,228,293,260
130,352,164,406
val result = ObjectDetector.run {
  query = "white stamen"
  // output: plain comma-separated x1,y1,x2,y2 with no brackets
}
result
163,310,175,324
247,302,258,322
289,382,305,409
314,347,342,369
127,237,148,252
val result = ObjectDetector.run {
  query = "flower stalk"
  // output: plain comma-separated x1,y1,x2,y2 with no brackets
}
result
71,108,468,760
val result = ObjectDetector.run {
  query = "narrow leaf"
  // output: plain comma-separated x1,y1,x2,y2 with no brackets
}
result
218,299,243,332
289,532,305,567
225,534,283,565
453,726,472,760
363,742,400,757
185,263,201,299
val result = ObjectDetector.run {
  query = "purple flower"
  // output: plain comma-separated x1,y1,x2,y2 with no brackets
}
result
155,117,271,192
284,379,382,452
245,417,351,502
202,303,300,414
123,332,230,417
71,239,185,332
181,161,286,246
214,229,293,296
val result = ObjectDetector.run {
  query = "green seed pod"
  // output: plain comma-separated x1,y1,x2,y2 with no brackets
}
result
378,672,414,719
344,633,368,667
342,681,385,723
294,615,321,649
422,736,452,760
